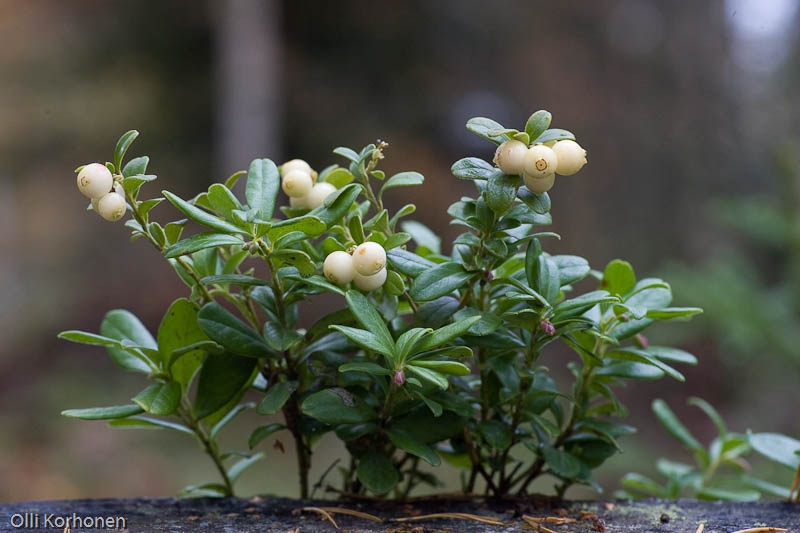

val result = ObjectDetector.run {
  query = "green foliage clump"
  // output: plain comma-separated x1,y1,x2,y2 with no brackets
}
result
60,110,702,499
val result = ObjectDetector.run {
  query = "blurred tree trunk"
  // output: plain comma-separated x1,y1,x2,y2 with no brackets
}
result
212,0,283,176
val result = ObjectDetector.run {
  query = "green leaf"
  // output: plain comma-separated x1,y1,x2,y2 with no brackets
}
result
480,420,513,450
485,171,519,215
517,186,551,214
333,146,360,163
387,429,440,466
210,402,253,439
379,171,424,201
101,309,157,373
194,354,257,419
301,388,376,425
200,274,268,287
409,360,470,376
256,381,296,415
344,290,394,352
164,233,243,259
533,128,575,144
645,307,703,319
331,326,393,356
225,170,247,189
405,365,449,389
267,215,326,241
249,423,285,449
207,183,242,221
227,452,265,484
122,155,149,178
602,259,636,297
594,360,664,380
652,399,705,455
108,416,195,436
114,130,139,172
553,291,617,320
61,405,144,420
451,157,495,180
158,298,208,388
552,255,591,286
132,381,181,416
646,346,698,365
163,190,250,236
466,117,512,145
619,472,667,498
246,158,280,221
387,248,436,277
401,220,442,255
384,269,405,296
270,249,316,276
687,397,727,437
749,432,800,469
409,263,473,301
357,451,399,495
697,487,760,502
339,361,392,376
321,167,354,188
605,348,685,381
541,444,581,478
198,303,273,358
178,483,229,498
525,110,552,141
414,316,481,352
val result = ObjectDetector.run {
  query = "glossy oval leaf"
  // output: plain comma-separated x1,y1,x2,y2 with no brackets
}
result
61,404,144,420
197,303,273,358
357,451,399,495
164,233,243,259
132,381,181,416
301,388,376,425
246,158,280,221
409,262,473,301
194,354,257,419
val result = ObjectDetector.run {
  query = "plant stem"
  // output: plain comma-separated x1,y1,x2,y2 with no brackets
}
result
179,406,234,496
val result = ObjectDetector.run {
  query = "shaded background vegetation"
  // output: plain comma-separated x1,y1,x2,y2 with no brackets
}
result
1,0,798,500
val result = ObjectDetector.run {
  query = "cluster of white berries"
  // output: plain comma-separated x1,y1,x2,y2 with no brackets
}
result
323,242,388,291
493,139,587,194
280,159,337,209
76,163,127,221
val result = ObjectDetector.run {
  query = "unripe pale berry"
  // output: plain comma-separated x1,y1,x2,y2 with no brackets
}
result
289,195,310,209
281,169,314,198
523,172,556,194
551,140,587,176
353,266,387,291
76,163,113,199
352,241,387,276
96,191,127,221
305,182,337,209
493,140,528,175
281,158,312,177
323,251,355,286
523,144,558,179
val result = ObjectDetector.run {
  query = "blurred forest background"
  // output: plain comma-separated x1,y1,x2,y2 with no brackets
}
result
1,0,799,501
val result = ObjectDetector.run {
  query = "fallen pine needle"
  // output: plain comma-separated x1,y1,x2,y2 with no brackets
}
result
522,515,578,525
731,528,787,533
695,524,704,533
314,507,382,522
300,507,338,529
391,512,505,526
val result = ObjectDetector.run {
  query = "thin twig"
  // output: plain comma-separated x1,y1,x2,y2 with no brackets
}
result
391,512,504,526
315,507,382,522
300,507,338,529
731,528,787,533
310,459,341,500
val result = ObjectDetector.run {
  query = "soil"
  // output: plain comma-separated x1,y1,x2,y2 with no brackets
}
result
1,495,798,532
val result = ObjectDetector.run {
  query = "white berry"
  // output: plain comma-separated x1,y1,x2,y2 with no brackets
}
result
523,144,558,179
493,140,528,175
353,267,387,291
281,169,314,198
352,241,387,276
96,192,127,221
289,195,310,209
551,140,587,176
323,251,355,286
281,159,312,177
76,163,113,199
305,182,337,209
523,172,556,194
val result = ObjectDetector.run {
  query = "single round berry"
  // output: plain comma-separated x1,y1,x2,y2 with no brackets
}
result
323,250,355,286
96,191,127,221
76,163,113,199
353,266,387,291
551,140,587,176
493,140,528,175
352,241,387,276
305,182,337,209
281,169,314,198
281,158,312,177
289,195,310,209
523,144,558,179
523,172,555,194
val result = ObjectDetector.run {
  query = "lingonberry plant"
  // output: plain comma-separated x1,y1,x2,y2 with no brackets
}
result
61,110,702,499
